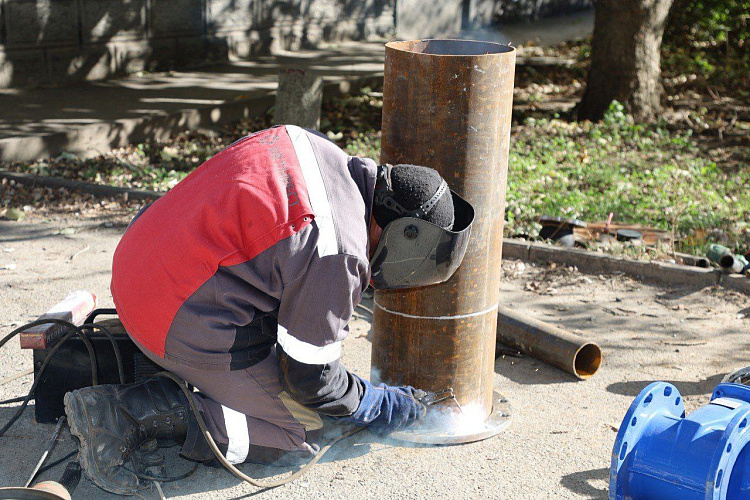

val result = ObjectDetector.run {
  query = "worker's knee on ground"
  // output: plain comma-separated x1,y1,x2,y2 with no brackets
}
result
180,415,311,464
278,390,324,432
243,442,319,466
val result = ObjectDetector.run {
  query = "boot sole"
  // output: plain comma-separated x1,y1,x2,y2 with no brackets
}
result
64,391,141,496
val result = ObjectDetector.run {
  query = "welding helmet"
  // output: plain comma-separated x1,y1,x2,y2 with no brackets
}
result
369,164,475,289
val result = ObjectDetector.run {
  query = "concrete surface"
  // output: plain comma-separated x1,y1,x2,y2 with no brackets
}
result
0,10,594,162
0,41,387,162
1,212,748,499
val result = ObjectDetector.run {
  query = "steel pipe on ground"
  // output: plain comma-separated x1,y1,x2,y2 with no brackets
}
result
371,39,516,429
496,305,602,379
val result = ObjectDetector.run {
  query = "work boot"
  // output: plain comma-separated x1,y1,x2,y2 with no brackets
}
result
64,377,189,495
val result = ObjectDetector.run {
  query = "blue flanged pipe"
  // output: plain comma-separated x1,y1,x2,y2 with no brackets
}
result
610,381,750,499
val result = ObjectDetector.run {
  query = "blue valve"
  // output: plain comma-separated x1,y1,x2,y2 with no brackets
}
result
610,381,750,500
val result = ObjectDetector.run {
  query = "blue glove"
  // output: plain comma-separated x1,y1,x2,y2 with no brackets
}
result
348,375,426,436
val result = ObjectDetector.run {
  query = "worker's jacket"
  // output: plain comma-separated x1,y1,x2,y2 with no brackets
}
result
111,125,376,416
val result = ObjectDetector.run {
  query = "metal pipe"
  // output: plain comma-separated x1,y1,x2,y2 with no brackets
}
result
496,305,602,379
371,40,516,421
719,254,749,274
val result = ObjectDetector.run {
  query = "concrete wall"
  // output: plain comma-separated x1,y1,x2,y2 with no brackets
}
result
0,0,394,87
395,0,466,40
474,0,592,25
0,0,590,88
395,0,592,41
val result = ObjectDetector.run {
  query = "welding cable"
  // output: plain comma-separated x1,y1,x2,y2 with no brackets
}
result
122,462,200,484
35,450,78,476
80,322,126,384
154,371,365,489
0,318,99,386
0,328,80,437
0,396,30,405
0,319,103,438
26,416,67,486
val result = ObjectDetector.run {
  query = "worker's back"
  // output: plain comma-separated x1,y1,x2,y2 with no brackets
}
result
111,125,375,370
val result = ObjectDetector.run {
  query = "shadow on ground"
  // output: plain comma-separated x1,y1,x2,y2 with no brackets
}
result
606,374,725,398
560,467,610,499
494,353,581,385
0,218,128,244
0,400,374,498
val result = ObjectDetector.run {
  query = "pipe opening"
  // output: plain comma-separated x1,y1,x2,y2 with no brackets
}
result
387,39,513,57
720,254,736,268
574,343,602,379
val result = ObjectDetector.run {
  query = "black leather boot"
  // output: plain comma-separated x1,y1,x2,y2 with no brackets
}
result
64,377,189,495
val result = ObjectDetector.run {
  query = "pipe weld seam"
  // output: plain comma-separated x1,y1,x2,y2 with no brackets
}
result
372,300,499,321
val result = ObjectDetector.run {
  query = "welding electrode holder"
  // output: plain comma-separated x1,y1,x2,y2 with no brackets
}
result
389,390,512,445
415,388,457,407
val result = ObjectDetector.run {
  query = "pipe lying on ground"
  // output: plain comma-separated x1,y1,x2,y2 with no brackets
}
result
719,254,749,274
496,305,602,379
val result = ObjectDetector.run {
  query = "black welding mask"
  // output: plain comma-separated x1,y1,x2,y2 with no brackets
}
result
369,165,475,289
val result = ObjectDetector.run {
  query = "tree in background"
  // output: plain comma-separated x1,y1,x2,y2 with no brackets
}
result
575,0,675,122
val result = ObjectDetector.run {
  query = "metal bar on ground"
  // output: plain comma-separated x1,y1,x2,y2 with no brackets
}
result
25,416,66,487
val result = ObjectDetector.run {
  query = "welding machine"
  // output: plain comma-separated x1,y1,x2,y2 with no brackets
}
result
20,301,161,423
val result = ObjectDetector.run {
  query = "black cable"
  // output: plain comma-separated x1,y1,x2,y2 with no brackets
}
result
155,371,366,488
122,463,200,483
0,396,31,405
81,322,125,384
0,318,99,386
0,329,79,437
0,318,105,438
36,450,77,476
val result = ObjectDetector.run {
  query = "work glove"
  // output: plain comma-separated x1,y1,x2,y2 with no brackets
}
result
347,375,426,437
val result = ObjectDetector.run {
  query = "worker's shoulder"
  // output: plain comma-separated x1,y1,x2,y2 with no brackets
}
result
300,127,349,159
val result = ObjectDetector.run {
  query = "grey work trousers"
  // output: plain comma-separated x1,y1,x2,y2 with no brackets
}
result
136,340,322,464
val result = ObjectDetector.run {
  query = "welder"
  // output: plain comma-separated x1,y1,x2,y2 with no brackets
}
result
63,125,475,494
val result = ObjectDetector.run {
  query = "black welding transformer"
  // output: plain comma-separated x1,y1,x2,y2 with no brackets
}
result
27,309,161,423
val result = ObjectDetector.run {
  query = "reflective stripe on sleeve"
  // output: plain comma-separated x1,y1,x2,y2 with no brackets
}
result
285,125,338,258
277,324,342,365
222,405,250,464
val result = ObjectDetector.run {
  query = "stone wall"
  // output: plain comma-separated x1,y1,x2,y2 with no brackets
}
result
0,0,394,87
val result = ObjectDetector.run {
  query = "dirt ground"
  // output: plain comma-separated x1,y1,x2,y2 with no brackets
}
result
1,213,749,499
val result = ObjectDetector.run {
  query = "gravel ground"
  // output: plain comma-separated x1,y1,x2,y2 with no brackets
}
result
1,213,749,499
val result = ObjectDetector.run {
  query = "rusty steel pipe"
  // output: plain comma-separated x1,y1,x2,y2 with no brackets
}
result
371,40,516,424
496,305,602,379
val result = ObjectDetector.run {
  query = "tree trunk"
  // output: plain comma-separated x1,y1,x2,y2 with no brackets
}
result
575,0,674,122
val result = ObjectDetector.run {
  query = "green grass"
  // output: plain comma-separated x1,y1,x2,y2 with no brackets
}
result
4,90,748,256
507,102,750,254
344,101,750,255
